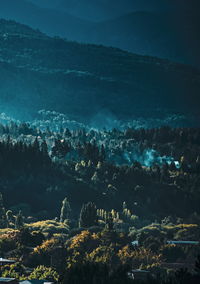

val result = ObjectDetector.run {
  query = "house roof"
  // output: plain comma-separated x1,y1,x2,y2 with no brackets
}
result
131,269,150,273
0,278,16,282
0,258,15,263
131,240,139,246
167,240,199,245
20,281,53,284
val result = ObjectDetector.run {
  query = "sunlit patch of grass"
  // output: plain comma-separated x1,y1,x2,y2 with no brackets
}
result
26,219,69,234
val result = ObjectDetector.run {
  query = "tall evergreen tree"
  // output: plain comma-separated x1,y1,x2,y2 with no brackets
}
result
0,193,7,228
33,137,40,152
15,210,24,229
60,197,71,223
105,212,114,231
41,140,48,156
6,210,14,225
79,202,98,228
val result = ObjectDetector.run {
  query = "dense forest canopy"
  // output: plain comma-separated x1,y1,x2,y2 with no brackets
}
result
0,113,200,284
0,112,200,222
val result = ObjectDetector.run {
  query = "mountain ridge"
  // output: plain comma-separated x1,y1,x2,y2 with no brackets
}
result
0,0,199,67
0,19,199,123
0,0,92,40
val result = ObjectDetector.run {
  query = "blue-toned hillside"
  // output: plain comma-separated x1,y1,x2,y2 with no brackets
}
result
0,19,199,123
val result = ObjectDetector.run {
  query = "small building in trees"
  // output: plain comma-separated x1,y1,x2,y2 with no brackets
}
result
0,258,15,266
167,240,199,245
128,269,150,281
20,281,53,284
0,278,18,284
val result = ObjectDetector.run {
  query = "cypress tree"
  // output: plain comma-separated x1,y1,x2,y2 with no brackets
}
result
79,202,98,228
6,210,14,224
60,197,71,223
15,210,24,229
105,212,114,231
0,193,7,228
41,140,48,156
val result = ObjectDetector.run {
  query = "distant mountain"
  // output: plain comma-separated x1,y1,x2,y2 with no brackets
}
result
84,11,200,67
0,0,92,40
1,0,199,67
0,20,199,123
28,0,200,22
27,0,173,21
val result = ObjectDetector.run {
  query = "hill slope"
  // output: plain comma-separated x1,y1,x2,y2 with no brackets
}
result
27,0,173,21
0,0,92,40
85,10,200,67
0,19,199,122
0,0,199,66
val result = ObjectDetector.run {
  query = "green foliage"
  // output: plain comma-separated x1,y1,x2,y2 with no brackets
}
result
60,197,71,223
0,238,16,255
0,263,26,280
26,220,69,234
14,227,45,247
160,244,186,263
79,202,98,228
29,265,59,282
15,211,24,229
6,210,15,226
0,193,7,228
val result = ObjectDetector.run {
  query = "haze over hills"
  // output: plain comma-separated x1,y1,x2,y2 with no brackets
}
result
0,19,199,124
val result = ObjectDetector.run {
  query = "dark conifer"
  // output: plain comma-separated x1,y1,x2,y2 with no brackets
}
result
79,202,98,228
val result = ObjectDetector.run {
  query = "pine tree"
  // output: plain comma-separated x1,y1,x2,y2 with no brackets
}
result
6,210,14,224
0,193,7,228
105,212,114,231
100,144,106,162
15,210,24,229
79,202,98,228
41,140,50,165
41,140,48,156
33,137,40,152
60,197,71,223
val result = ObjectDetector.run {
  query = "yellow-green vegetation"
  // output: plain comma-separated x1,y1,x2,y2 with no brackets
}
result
0,228,18,236
66,229,163,270
118,245,162,269
29,265,59,282
86,245,115,265
163,223,198,231
33,238,59,254
0,263,27,280
66,230,100,268
136,223,199,240
26,220,69,234
0,263,59,282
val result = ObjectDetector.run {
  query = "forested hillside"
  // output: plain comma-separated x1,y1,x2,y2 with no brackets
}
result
1,1,200,67
0,19,200,284
0,117,200,222
0,117,200,283
0,20,200,123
